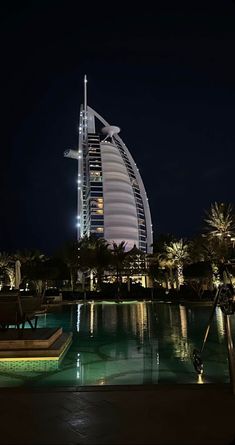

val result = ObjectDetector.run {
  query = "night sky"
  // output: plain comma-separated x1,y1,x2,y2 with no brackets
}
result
1,0,235,254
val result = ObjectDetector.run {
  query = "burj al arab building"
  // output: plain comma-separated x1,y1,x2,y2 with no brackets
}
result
64,76,153,253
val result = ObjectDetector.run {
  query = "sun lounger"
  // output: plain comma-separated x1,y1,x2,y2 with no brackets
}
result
20,296,43,329
0,293,43,330
0,293,25,330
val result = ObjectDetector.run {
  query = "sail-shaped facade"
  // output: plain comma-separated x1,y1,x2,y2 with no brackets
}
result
64,77,153,253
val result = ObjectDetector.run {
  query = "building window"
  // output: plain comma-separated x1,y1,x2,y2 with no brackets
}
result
90,177,102,182
91,214,104,219
90,199,103,210
96,227,104,233
91,186,103,192
91,192,103,197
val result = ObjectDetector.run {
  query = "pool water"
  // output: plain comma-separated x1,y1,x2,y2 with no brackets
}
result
0,301,232,387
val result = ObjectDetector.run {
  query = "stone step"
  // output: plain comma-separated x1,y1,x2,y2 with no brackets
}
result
0,332,73,359
0,328,62,350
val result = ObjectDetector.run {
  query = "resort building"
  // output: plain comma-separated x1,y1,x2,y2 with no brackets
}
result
64,76,153,253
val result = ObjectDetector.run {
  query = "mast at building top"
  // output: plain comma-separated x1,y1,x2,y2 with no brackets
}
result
77,75,88,240
83,74,88,143
84,74,87,114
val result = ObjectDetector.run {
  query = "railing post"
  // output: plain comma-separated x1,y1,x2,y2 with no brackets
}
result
224,314,235,395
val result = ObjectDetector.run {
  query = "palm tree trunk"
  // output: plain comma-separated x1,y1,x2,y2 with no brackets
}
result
127,276,131,292
97,270,103,291
70,270,74,292
169,267,174,289
165,271,169,290
175,270,179,290
177,263,184,289
82,273,85,291
90,270,94,291
116,267,120,301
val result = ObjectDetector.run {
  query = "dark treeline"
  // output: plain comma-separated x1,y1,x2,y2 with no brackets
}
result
1,202,235,301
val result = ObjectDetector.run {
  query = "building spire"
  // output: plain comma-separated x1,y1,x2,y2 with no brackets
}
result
84,74,87,113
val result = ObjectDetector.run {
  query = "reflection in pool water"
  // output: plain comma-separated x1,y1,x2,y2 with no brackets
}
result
0,301,232,387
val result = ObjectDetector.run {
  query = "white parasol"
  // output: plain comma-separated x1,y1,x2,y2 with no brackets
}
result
15,260,21,290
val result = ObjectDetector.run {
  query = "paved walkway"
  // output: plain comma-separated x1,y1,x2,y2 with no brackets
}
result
0,385,235,444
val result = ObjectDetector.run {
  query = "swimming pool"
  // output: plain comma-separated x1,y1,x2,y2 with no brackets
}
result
0,301,232,387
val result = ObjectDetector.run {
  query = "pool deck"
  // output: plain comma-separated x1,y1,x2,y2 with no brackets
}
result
0,384,235,444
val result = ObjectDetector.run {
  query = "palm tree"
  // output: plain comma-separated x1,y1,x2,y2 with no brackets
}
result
0,252,14,289
204,202,235,243
189,235,219,288
148,255,170,290
111,241,127,299
151,233,175,255
78,235,112,291
203,202,235,286
58,241,80,291
163,239,189,289
157,256,175,289
88,236,111,291
150,233,176,289
15,250,47,294
0,252,12,269
15,249,45,264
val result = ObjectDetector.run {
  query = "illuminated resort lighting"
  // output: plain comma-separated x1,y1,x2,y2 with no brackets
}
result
197,374,204,384
179,304,188,339
0,356,59,362
0,333,72,374
216,307,225,340
90,301,94,336
77,353,80,379
77,304,82,332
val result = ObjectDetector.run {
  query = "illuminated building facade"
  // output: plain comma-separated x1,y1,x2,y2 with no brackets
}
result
64,76,153,253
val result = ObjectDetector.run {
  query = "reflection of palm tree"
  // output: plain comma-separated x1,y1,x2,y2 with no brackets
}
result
163,239,189,289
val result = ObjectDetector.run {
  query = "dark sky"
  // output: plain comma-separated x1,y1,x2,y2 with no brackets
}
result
1,0,235,254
